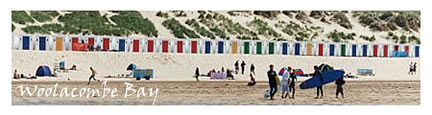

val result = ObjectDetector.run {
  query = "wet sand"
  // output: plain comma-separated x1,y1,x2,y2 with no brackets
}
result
12,80,420,105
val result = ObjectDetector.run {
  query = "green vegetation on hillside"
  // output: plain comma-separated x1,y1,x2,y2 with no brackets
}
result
110,11,158,37
162,18,200,38
30,11,59,22
12,11,34,24
248,19,281,38
185,19,216,39
156,11,169,18
198,12,257,39
330,12,352,29
327,30,355,42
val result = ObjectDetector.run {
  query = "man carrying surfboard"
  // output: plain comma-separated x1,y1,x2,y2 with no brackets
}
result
309,66,324,99
267,64,278,100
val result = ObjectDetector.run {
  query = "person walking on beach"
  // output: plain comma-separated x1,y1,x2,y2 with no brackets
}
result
250,63,255,75
194,67,200,81
335,77,345,98
281,67,290,99
309,65,323,99
241,61,246,75
289,67,297,99
413,62,417,75
267,64,278,100
409,62,414,75
88,67,100,85
234,61,239,74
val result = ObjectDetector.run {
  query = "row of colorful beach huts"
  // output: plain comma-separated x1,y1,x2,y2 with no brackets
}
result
12,34,420,58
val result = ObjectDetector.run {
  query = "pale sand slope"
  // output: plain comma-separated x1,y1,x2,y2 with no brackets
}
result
12,81,420,105
12,50,420,81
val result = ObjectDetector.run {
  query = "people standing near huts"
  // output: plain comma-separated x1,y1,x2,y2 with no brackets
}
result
335,77,345,98
241,61,246,75
234,61,239,74
88,67,100,85
267,64,278,100
250,63,255,75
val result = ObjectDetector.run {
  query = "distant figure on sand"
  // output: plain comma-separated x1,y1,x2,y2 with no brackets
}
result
241,61,246,74
409,62,417,75
335,77,345,98
267,64,278,100
289,67,297,99
247,73,256,86
88,67,100,85
281,67,291,99
234,61,239,74
250,63,255,75
309,65,323,99
194,67,200,81
13,69,19,79
227,69,235,80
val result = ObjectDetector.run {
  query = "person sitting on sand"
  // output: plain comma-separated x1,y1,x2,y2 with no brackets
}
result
267,64,278,100
247,73,256,86
88,67,100,85
227,69,234,80
309,65,324,99
13,69,19,79
69,65,77,70
194,67,200,81
335,77,345,98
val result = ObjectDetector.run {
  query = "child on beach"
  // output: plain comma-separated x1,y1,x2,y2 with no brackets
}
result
88,67,100,85
335,77,345,98
267,64,278,100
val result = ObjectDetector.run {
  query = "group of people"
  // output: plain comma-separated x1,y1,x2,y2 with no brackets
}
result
266,64,345,100
193,67,235,81
408,62,417,75
234,60,255,75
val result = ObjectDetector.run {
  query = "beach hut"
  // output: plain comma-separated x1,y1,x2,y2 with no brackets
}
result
160,39,172,53
71,36,82,51
101,37,111,51
254,41,264,55
306,42,314,56
175,39,186,53
328,44,335,56
131,39,141,52
350,44,358,57
267,41,276,55
12,34,21,50
361,44,369,57
230,40,240,54
403,45,410,56
116,38,127,52
415,45,420,57
36,35,49,51
189,39,200,54
54,36,65,51
85,37,97,50
203,40,213,54
339,44,347,56
242,40,251,54
280,41,289,55
21,35,31,50
145,39,156,53
383,44,389,57
294,42,301,56
318,43,324,56
216,40,226,54
372,44,378,57
36,66,51,77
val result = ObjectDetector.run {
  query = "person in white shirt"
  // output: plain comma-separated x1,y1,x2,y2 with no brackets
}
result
281,67,291,99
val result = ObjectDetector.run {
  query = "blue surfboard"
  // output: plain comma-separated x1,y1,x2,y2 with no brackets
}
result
299,70,345,89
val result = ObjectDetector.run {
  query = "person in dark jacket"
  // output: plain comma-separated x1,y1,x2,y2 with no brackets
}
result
234,61,239,74
194,67,200,81
267,64,278,100
241,61,246,74
250,63,255,75
309,65,323,99
289,67,297,99
335,77,345,98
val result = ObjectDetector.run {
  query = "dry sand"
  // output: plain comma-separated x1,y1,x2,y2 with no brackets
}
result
12,80,420,105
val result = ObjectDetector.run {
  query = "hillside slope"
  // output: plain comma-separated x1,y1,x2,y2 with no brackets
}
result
12,10,420,44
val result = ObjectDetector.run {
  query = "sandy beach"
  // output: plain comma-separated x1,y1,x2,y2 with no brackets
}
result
12,80,420,105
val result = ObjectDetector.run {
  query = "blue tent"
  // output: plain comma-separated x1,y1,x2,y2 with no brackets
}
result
127,64,137,70
36,66,51,77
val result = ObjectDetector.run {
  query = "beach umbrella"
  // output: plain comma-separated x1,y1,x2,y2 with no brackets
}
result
127,64,137,71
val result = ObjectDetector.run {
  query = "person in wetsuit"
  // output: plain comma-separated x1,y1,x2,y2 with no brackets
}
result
267,64,278,100
309,65,323,99
288,67,297,99
335,77,345,98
